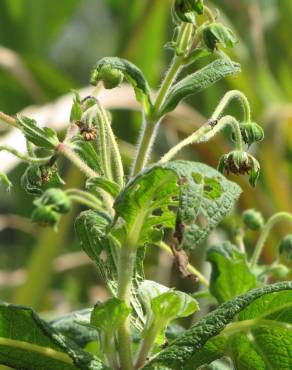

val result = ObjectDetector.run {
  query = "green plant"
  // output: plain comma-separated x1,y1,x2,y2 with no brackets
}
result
0,1,291,369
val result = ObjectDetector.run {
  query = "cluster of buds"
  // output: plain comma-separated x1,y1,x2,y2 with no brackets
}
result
218,150,260,187
32,188,71,229
21,163,63,195
70,93,99,142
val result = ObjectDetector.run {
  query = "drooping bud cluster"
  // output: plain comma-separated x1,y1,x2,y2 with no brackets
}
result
32,188,71,229
218,150,260,187
232,122,264,147
202,23,237,51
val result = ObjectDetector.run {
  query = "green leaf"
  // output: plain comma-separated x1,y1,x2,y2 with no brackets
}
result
207,242,257,303
90,57,153,113
160,59,241,115
142,281,292,369
90,298,131,334
115,161,241,252
86,177,121,198
71,136,101,173
16,115,59,150
75,210,117,293
226,290,292,370
0,302,109,370
51,309,98,348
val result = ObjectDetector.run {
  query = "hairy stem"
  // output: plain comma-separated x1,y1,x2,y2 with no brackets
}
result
159,115,244,163
131,23,193,177
211,90,251,123
95,110,112,180
103,333,119,369
159,241,209,287
117,247,136,370
0,145,50,164
0,111,18,128
250,212,292,267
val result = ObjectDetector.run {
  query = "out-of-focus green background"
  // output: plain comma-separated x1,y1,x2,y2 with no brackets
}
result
0,0,291,315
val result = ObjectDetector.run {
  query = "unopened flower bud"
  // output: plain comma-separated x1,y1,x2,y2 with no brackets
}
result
91,65,124,89
31,205,60,228
34,188,71,214
279,235,292,261
242,209,264,231
202,23,237,51
172,0,204,24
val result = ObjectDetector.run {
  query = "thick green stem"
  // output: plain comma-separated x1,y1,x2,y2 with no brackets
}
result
0,145,50,164
103,333,119,369
158,241,209,287
250,212,292,267
159,115,244,163
131,24,193,177
135,320,165,369
117,247,136,370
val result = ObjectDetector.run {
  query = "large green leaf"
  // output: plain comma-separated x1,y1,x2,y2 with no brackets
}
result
207,242,257,303
160,59,241,115
142,281,292,369
0,302,109,370
115,161,241,252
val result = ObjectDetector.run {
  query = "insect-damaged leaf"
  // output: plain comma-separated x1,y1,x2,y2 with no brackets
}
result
114,160,241,252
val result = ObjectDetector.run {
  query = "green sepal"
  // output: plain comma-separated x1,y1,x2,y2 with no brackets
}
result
70,90,83,123
31,205,60,229
160,59,241,115
207,242,257,303
34,188,71,214
90,57,153,113
202,23,237,51
16,115,59,150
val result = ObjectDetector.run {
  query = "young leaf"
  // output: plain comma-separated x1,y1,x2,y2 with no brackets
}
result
90,57,153,113
207,242,257,303
0,302,109,370
16,115,59,150
86,177,121,198
142,281,292,369
160,59,241,115
70,136,101,173
90,298,131,334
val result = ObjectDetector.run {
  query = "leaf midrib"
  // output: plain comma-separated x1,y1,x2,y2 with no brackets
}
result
0,337,74,366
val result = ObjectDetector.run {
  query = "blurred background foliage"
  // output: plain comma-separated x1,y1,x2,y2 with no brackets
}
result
0,0,291,317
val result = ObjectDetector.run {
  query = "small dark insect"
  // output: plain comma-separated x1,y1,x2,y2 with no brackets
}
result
208,119,218,128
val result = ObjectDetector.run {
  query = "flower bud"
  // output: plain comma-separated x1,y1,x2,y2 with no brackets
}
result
242,209,264,231
241,122,264,146
34,188,71,214
31,205,60,228
202,23,237,51
91,65,124,89
279,235,292,261
218,150,260,187
172,0,204,24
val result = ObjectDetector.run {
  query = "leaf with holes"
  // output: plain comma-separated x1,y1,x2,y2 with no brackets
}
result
142,281,292,370
0,302,109,370
114,160,241,251
207,242,257,303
